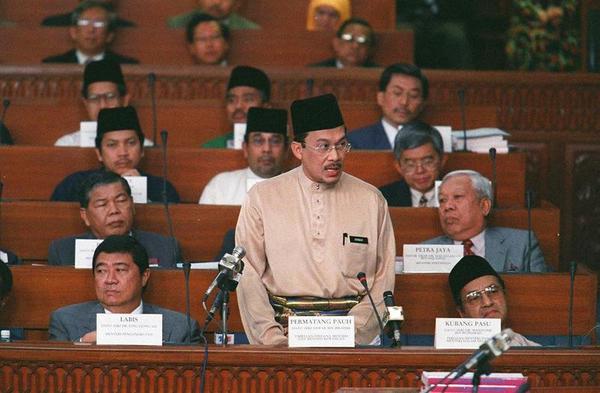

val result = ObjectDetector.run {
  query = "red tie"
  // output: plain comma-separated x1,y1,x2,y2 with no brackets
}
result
462,239,475,256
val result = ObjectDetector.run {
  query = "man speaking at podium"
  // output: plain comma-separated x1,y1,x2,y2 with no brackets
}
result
235,94,396,346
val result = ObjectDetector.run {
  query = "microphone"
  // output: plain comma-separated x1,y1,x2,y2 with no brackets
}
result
382,290,403,348
160,130,176,257
306,78,314,97
202,246,246,302
148,73,158,146
455,328,514,378
0,98,13,145
525,189,534,273
423,329,516,392
569,261,577,347
357,272,385,346
204,289,225,327
457,88,467,152
489,147,497,208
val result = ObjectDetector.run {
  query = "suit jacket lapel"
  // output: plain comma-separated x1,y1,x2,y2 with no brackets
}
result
374,122,392,149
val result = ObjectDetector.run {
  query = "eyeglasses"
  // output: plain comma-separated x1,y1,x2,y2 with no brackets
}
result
464,284,503,305
77,19,108,28
400,157,439,173
87,92,120,103
302,140,351,154
249,136,285,147
339,33,371,46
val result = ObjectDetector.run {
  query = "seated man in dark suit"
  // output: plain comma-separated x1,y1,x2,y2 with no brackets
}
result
379,121,446,207
51,106,179,203
310,18,378,68
348,63,428,149
42,0,135,27
49,235,200,343
0,261,24,340
0,247,20,265
422,170,550,272
42,1,138,64
49,171,181,268
449,255,540,346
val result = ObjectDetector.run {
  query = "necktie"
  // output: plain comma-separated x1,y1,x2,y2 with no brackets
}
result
462,239,475,256
418,195,428,207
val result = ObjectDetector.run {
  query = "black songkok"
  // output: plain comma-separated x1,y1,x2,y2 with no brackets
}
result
448,255,504,306
291,93,344,135
95,106,144,148
82,59,125,96
227,66,271,101
246,107,288,135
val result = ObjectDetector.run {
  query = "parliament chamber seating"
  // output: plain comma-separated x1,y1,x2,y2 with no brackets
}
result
3,0,397,31
0,202,560,269
0,148,525,206
0,264,594,339
5,98,498,146
0,27,413,67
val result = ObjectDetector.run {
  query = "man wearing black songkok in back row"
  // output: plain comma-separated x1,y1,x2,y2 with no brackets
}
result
51,106,179,203
235,93,395,346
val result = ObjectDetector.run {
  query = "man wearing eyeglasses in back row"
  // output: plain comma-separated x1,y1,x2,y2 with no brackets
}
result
199,107,289,205
310,18,379,68
235,94,395,346
42,1,138,65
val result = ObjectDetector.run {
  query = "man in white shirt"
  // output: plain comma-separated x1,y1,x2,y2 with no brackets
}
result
378,121,446,207
199,107,288,205
347,63,428,150
55,59,137,147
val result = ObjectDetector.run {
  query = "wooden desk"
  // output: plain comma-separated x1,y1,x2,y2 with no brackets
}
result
0,147,526,206
0,27,413,67
6,98,498,147
0,343,599,392
0,266,594,339
0,202,559,269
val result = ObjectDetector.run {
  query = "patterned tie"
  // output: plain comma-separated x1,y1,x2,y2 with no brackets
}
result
418,195,428,207
462,239,475,256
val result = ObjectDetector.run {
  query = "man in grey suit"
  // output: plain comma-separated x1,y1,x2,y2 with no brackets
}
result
49,235,201,343
422,170,549,272
48,171,181,267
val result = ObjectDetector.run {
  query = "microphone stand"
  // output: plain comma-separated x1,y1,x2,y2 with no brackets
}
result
471,361,492,393
221,290,230,347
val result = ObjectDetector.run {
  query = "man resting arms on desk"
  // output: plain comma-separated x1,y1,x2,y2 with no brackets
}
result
49,235,201,344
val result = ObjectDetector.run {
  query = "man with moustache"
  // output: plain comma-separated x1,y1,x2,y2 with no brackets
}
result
202,66,271,149
348,63,428,150
449,255,540,346
42,1,138,64
48,171,180,267
168,0,259,30
423,170,549,272
199,107,288,205
51,106,179,203
236,94,395,346
379,121,446,207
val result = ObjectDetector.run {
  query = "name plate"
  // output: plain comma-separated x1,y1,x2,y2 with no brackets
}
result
123,176,148,204
403,244,463,273
233,123,246,150
79,121,97,147
74,239,104,268
435,317,501,349
288,316,355,348
97,313,163,346
434,125,453,153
